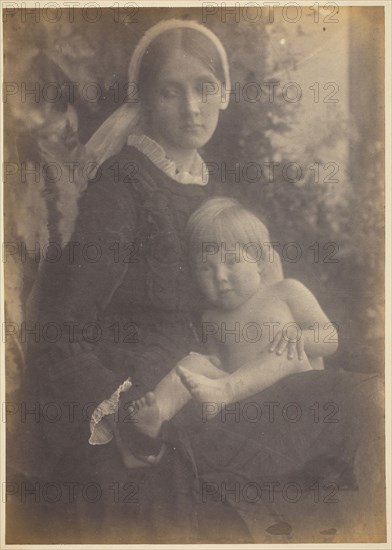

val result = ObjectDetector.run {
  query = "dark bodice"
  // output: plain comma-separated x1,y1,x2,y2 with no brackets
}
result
28,145,221,450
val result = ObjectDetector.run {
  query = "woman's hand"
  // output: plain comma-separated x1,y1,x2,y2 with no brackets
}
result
114,422,166,469
269,328,305,360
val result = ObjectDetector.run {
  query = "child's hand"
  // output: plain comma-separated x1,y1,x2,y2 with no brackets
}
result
269,328,304,360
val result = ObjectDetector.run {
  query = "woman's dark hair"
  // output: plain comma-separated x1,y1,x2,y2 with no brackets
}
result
138,27,225,107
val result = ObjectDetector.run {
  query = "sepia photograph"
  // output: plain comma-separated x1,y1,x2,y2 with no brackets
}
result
1,1,390,546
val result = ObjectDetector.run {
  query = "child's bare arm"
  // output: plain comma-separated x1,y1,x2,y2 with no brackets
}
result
271,279,338,358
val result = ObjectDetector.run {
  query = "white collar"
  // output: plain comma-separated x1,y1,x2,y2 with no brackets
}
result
127,134,208,185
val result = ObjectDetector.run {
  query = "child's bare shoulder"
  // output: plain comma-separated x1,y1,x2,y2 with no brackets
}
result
273,278,312,300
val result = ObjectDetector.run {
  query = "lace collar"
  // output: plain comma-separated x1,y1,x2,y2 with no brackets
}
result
127,134,208,185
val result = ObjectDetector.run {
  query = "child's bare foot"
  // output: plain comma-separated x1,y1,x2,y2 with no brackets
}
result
131,391,163,438
177,366,232,410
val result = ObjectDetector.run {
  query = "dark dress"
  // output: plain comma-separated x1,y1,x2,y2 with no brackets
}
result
20,145,385,543
23,144,222,543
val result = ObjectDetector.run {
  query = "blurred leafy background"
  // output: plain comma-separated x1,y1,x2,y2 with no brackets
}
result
4,7,384,393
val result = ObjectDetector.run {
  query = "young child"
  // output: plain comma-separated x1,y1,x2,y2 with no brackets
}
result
121,197,338,456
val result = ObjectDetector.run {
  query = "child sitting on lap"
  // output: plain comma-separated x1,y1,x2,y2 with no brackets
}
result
119,197,338,464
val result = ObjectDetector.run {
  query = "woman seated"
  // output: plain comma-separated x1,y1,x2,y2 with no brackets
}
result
26,19,383,544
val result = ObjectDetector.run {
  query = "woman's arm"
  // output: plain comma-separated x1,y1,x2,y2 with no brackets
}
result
27,158,139,454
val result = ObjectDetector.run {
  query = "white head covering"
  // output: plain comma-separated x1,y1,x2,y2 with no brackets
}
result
84,19,230,168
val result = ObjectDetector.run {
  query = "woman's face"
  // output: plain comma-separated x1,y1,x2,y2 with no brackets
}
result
146,49,222,153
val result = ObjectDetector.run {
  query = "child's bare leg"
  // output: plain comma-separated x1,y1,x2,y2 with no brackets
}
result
177,367,232,405
178,350,313,410
156,353,225,419
131,353,226,437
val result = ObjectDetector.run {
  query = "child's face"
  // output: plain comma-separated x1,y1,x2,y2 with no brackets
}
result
195,247,263,310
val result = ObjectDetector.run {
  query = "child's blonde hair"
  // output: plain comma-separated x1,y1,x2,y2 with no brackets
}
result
186,197,283,281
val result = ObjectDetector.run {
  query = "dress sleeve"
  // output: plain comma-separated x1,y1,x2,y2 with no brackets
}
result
27,161,139,454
